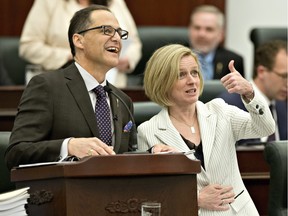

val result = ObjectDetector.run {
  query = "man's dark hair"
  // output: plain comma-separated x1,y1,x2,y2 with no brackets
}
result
68,5,111,56
253,40,287,79
65,0,111,6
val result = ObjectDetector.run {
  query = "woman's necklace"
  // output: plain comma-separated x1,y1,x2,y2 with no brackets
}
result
170,113,197,134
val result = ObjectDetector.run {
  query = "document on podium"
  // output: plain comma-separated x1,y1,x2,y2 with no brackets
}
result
0,187,30,216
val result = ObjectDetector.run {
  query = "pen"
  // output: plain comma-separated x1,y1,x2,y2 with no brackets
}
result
234,190,244,199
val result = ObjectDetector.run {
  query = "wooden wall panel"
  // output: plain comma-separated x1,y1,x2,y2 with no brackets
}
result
0,0,225,36
125,0,225,26
0,0,34,36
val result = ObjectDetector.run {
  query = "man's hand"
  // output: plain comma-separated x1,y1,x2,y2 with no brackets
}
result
68,137,115,158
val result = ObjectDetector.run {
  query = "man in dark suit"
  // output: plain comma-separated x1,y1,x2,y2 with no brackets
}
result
188,5,245,80
219,40,287,145
5,5,135,169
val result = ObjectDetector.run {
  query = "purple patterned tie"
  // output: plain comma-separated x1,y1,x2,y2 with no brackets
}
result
93,85,112,146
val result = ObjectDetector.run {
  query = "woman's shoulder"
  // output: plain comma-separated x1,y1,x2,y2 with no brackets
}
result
198,98,227,110
137,109,165,130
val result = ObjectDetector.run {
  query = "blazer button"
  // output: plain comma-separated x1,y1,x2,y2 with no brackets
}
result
256,104,259,109
259,109,264,115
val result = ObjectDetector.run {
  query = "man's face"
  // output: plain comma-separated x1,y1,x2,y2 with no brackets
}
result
261,50,288,101
188,12,223,54
75,10,122,71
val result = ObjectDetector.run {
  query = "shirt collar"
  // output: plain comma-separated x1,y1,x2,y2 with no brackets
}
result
193,49,216,63
251,80,275,106
74,62,107,92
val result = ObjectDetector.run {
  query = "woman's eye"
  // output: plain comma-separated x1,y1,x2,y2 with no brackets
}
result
191,71,199,77
178,72,186,79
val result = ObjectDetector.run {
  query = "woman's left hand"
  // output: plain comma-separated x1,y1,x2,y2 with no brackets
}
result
152,143,179,153
221,60,254,101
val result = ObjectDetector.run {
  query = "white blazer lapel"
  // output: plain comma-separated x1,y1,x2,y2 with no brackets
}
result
154,109,190,152
196,102,217,169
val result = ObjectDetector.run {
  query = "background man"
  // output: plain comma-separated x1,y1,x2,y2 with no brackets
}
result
188,5,245,80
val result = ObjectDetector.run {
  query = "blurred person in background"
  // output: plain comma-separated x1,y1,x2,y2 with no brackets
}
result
188,5,245,80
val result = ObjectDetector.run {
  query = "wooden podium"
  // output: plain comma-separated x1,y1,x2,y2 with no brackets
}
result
11,153,201,216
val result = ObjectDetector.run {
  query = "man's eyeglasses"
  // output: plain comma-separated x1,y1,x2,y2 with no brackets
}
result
77,25,129,40
271,70,288,80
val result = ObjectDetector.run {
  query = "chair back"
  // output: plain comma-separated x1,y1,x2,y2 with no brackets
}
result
0,37,29,85
133,102,161,127
250,27,287,49
264,140,288,216
0,131,15,193
199,80,226,103
128,26,189,86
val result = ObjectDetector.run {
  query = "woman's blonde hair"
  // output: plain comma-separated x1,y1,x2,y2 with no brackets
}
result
144,44,204,107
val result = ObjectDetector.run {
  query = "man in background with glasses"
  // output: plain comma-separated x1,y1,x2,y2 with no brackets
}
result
5,5,136,170
219,40,287,145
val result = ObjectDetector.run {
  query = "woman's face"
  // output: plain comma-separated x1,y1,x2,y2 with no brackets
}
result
170,55,201,107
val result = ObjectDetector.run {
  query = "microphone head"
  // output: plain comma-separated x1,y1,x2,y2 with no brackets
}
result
104,85,112,93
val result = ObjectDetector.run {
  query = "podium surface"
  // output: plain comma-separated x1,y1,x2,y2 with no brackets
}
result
11,153,201,216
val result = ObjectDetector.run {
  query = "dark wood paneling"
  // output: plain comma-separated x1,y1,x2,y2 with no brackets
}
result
0,0,34,36
0,0,225,36
237,146,269,216
125,0,225,26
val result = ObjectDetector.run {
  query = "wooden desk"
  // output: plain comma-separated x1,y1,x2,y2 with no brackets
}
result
12,154,201,216
0,109,16,131
237,145,270,216
0,86,24,109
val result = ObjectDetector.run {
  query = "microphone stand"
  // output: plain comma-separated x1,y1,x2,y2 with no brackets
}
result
104,86,138,152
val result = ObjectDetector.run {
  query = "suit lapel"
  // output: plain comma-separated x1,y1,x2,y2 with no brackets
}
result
64,65,99,137
196,102,217,169
108,83,122,152
154,109,190,152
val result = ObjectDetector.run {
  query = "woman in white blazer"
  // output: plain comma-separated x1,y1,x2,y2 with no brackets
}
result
137,44,275,215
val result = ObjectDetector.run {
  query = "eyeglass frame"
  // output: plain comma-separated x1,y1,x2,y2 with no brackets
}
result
77,25,129,40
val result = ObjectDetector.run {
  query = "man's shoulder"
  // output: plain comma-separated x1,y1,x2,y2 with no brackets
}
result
218,91,246,111
108,84,132,103
215,46,243,59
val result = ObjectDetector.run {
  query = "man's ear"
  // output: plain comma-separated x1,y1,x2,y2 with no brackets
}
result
257,65,266,79
73,34,84,49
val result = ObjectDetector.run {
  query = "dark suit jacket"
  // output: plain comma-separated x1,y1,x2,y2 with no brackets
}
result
185,44,245,79
5,64,134,169
219,91,287,145
213,46,245,79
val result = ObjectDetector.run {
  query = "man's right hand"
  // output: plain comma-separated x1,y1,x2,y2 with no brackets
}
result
68,137,116,158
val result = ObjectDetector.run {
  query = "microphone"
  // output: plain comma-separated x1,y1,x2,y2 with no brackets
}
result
104,85,138,152
113,115,118,121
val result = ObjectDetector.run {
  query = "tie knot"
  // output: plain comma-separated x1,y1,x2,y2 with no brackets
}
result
93,85,106,98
